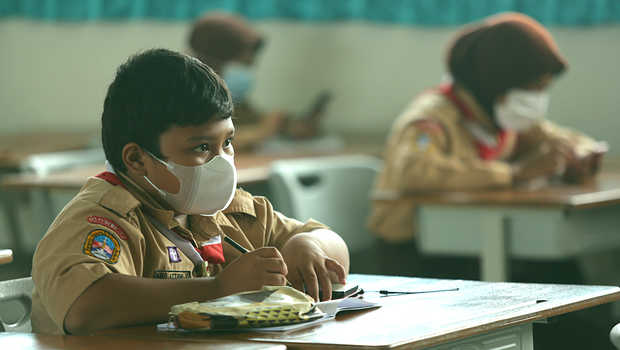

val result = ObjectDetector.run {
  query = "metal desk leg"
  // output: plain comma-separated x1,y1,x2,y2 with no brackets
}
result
480,213,510,281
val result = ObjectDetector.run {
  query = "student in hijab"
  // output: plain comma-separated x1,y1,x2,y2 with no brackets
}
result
188,12,324,152
369,12,607,244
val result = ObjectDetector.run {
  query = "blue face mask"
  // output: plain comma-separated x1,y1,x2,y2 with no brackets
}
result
222,63,255,103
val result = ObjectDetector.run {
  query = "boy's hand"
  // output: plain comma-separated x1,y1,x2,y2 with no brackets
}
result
280,234,347,302
215,247,288,296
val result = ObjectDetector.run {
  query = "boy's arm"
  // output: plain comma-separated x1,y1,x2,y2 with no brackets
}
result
279,228,349,302
261,199,349,302
64,245,287,335
64,274,218,334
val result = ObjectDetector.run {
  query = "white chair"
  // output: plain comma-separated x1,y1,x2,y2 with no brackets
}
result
0,277,34,332
268,155,382,256
611,323,620,349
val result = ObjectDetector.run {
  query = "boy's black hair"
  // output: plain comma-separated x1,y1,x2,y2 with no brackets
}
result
102,48,233,172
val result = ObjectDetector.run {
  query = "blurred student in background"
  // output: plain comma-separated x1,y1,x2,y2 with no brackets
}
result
188,13,327,152
369,12,606,247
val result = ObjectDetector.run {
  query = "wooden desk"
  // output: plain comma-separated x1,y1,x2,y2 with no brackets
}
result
0,146,381,256
0,147,381,190
374,172,620,281
0,332,285,350
0,249,13,265
97,274,620,350
0,132,97,170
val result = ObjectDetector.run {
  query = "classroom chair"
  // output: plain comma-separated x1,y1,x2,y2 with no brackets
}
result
0,277,33,332
268,155,382,258
611,323,620,349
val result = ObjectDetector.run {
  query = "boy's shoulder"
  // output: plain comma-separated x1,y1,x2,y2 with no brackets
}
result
222,188,268,218
69,175,141,219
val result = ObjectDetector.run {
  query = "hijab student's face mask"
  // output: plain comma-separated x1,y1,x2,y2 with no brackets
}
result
222,63,255,103
143,151,237,216
494,89,550,131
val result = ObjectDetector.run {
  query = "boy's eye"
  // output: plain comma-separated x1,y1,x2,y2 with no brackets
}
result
224,137,234,148
193,144,210,153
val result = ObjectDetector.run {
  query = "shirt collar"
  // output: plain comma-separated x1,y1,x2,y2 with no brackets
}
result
189,189,257,236
116,171,178,229
452,84,497,132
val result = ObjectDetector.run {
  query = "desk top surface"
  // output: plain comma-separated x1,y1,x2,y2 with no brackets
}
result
0,146,380,190
0,132,97,169
0,332,285,350
97,274,620,350
375,171,620,210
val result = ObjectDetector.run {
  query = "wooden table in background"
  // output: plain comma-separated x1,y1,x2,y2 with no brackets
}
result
0,146,382,190
374,172,620,281
0,146,381,256
0,132,97,171
94,274,620,350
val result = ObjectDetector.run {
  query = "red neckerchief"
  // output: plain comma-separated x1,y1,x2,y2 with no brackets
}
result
95,171,125,188
438,84,509,161
95,171,225,264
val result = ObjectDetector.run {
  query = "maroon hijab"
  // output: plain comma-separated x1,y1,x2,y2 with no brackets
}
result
446,12,567,116
188,12,264,73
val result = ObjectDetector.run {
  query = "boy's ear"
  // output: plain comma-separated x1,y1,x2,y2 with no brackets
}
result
122,143,147,176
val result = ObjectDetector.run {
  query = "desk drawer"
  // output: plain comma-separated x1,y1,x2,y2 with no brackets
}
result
431,324,532,350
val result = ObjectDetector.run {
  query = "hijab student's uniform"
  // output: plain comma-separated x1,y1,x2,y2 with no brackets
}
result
368,12,606,243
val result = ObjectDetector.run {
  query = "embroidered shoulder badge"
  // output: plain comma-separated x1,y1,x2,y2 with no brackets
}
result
83,229,121,264
87,216,128,240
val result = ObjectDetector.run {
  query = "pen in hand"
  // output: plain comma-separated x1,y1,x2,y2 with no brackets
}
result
223,235,294,288
223,235,249,254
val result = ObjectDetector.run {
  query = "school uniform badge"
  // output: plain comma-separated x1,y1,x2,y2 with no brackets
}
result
167,246,182,263
83,229,121,264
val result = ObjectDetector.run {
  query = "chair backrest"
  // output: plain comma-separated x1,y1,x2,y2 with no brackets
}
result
0,277,34,332
268,155,382,254
20,148,105,176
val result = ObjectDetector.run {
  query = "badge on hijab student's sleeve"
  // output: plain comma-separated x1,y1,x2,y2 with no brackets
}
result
411,119,446,152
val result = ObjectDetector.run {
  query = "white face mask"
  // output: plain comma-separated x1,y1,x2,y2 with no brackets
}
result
494,89,549,131
144,152,237,216
222,63,255,103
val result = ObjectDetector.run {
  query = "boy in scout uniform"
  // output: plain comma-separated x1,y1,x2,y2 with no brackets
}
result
31,49,349,335
369,13,606,245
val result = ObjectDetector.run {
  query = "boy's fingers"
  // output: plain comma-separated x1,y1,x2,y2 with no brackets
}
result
263,272,287,286
261,257,288,275
325,258,346,284
315,263,332,301
254,247,283,259
301,267,319,301
288,269,305,292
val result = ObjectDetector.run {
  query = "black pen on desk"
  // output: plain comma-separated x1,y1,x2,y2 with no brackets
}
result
223,235,294,288
379,287,459,295
361,287,459,296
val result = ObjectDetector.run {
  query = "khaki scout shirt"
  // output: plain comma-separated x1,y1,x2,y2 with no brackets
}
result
31,172,326,334
368,85,602,242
